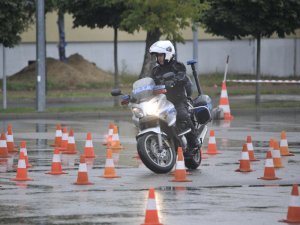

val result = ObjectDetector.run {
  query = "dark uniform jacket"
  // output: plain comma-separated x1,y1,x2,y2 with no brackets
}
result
150,60,193,105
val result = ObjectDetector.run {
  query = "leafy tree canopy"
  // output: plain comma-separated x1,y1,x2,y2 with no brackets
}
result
121,0,204,42
65,0,126,30
200,0,300,40
0,0,35,47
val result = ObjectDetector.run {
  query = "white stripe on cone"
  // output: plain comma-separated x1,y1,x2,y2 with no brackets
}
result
147,199,157,210
265,158,274,167
280,139,288,146
62,133,68,140
219,105,230,112
221,90,228,97
176,160,185,170
247,143,254,151
208,137,216,144
289,196,300,207
53,154,61,163
6,135,13,142
79,163,87,172
68,136,75,143
20,148,28,156
112,133,119,141
0,140,7,147
241,151,249,160
18,159,26,168
105,159,114,167
85,140,93,147
271,149,281,158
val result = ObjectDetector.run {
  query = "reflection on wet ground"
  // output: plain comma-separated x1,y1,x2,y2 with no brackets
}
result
0,110,299,225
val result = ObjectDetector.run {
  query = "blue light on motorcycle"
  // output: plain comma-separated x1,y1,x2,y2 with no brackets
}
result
121,95,130,105
153,85,167,95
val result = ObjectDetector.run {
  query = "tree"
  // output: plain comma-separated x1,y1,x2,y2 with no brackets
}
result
65,0,129,106
0,1,35,48
0,0,35,109
46,0,69,62
200,0,300,105
122,0,203,78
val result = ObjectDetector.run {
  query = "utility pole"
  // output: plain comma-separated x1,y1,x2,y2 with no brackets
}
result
2,46,7,109
192,22,199,73
36,0,46,112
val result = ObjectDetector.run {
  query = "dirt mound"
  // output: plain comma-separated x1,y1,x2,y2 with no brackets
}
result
11,53,113,89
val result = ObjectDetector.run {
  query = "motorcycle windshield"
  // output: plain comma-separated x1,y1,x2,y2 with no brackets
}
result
131,77,156,103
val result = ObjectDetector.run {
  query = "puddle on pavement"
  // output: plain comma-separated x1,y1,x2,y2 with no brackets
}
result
0,115,300,225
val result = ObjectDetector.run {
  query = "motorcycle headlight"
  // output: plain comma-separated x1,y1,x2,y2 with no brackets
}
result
132,107,144,118
144,101,159,116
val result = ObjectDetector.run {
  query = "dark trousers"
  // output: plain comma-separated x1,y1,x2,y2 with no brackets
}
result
174,102,199,148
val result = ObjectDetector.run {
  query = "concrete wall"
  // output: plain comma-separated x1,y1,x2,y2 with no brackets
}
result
1,38,299,78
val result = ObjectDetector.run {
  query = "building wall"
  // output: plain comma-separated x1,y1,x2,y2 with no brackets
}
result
1,38,299,78
1,12,300,78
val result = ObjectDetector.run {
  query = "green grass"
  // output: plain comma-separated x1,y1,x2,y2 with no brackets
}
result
1,74,300,113
1,100,299,115
230,101,300,109
0,105,129,114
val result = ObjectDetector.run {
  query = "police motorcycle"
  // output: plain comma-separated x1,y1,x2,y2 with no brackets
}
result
111,60,212,174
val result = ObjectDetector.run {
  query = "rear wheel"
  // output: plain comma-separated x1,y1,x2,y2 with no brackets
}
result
137,133,176,174
184,147,202,169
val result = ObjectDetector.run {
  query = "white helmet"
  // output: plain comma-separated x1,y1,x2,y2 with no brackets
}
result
149,40,175,62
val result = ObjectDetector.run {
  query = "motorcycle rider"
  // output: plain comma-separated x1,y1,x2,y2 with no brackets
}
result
149,40,200,156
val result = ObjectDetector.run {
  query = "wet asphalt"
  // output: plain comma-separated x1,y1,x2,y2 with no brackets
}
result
0,109,299,225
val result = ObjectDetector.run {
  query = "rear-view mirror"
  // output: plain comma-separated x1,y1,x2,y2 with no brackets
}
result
111,89,122,96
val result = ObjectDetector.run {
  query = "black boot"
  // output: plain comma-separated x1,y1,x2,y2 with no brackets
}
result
185,131,200,156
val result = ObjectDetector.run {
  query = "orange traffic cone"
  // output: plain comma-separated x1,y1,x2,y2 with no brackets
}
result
101,148,120,178
46,148,67,175
51,124,62,147
171,147,191,182
58,127,68,152
83,132,96,158
103,122,114,147
74,155,94,185
280,184,300,223
19,141,32,168
235,143,253,172
204,130,221,154
258,150,281,180
0,133,9,158
271,139,284,168
64,129,77,154
246,135,259,161
111,125,123,150
6,124,18,152
11,152,33,181
170,148,192,176
141,188,163,225
280,131,294,156
219,81,233,120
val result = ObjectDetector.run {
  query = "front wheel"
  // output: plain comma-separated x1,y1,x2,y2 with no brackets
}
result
137,133,176,174
184,147,202,169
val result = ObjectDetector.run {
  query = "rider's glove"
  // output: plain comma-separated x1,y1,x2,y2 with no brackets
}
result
165,80,175,88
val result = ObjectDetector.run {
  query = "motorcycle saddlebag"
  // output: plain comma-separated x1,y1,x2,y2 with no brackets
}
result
193,94,212,124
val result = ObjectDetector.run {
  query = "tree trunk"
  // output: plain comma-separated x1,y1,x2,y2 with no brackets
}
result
57,10,66,62
139,28,161,79
113,27,119,107
255,35,261,106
